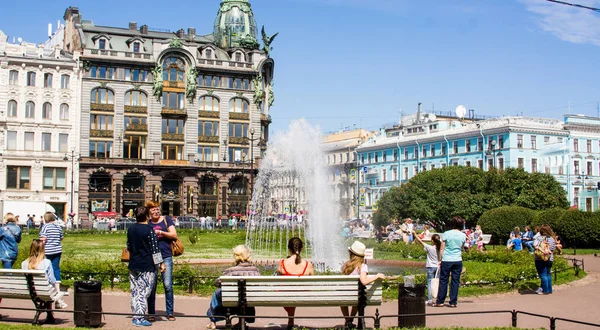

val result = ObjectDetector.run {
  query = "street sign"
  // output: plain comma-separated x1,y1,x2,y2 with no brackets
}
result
360,188,365,195
362,166,368,173
350,169,356,180
364,248,374,260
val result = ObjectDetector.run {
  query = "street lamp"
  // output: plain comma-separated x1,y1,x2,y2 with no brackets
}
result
63,150,81,222
486,140,503,169
577,172,589,210
246,128,259,199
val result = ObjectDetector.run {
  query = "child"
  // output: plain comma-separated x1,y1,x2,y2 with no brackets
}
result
340,241,385,328
413,230,441,305
477,236,484,251
21,239,67,324
507,234,523,251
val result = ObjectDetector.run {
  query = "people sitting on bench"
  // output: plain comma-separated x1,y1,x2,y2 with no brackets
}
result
277,237,315,330
206,245,260,330
20,239,68,324
340,241,385,328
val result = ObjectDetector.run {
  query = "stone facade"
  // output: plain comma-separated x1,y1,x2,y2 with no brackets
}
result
0,30,81,225
60,1,275,226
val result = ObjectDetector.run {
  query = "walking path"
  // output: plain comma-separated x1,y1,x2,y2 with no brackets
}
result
1,255,599,329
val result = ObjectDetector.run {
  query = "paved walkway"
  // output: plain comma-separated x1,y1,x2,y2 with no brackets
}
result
1,255,599,329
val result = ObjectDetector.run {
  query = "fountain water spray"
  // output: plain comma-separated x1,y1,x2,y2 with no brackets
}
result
246,119,345,270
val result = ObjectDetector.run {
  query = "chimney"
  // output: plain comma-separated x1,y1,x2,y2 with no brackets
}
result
187,27,196,41
129,22,137,31
140,25,148,35
176,29,185,39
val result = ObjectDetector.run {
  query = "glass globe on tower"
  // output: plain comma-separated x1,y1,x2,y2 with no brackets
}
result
213,0,259,50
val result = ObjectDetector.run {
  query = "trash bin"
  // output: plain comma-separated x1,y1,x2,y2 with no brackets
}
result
74,280,102,327
398,283,426,328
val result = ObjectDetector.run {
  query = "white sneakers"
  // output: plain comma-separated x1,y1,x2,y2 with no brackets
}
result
55,299,68,309
535,287,543,294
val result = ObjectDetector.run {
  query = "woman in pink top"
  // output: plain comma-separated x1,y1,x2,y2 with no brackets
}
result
276,237,315,329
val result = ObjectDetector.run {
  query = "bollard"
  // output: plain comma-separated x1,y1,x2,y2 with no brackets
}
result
550,317,556,330
374,308,381,329
511,310,518,327
188,276,195,294
110,270,115,289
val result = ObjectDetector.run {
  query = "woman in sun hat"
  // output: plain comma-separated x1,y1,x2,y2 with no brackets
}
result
340,241,385,328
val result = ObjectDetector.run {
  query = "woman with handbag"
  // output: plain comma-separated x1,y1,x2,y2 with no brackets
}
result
146,201,178,321
413,230,441,305
533,224,557,295
127,207,165,327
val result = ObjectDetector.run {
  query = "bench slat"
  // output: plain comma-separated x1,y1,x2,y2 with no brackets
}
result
222,285,360,292
222,291,361,298
223,296,382,307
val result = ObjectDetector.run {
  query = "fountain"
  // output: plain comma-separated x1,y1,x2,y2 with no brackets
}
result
246,119,345,270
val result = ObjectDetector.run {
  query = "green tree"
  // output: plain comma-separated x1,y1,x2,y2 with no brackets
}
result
374,166,568,231
478,206,537,244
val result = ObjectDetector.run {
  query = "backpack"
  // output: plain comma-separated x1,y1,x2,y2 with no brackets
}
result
534,238,551,261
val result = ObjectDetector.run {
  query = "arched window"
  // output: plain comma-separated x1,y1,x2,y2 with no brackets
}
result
42,102,52,119
199,96,220,111
229,98,249,113
25,101,35,118
125,90,148,106
91,88,114,104
60,104,69,120
162,57,185,82
7,100,17,117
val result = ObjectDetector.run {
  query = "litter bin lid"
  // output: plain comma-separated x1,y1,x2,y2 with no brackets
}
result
74,280,102,293
399,283,426,297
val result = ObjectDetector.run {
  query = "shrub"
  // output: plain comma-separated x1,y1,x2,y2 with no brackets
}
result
554,210,600,248
531,208,566,231
478,206,537,244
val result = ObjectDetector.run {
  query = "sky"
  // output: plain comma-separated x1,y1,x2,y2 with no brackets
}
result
2,0,600,134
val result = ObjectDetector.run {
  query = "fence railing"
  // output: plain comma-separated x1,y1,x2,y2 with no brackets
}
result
1,305,599,330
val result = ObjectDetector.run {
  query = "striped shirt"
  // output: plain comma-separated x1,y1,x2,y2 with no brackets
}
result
39,222,63,255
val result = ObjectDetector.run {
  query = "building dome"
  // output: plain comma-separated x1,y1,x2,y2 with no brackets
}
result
213,0,259,50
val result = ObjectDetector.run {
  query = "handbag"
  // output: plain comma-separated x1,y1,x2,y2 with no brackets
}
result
121,247,130,262
430,268,440,299
163,217,184,257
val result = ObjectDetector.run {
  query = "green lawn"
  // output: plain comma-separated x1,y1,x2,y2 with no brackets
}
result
11,231,587,299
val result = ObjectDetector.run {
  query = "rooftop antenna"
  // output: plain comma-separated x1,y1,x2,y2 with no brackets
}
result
48,23,52,38
455,105,467,120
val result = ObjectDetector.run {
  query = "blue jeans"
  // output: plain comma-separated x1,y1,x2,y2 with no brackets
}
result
524,240,535,252
148,257,174,315
2,259,14,269
535,259,553,293
46,253,62,282
436,261,462,306
426,267,437,301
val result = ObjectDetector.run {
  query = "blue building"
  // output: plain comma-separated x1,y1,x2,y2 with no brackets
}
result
356,112,600,216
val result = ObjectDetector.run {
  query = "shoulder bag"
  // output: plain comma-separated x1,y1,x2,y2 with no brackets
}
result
121,247,130,262
163,217,184,257
430,268,440,299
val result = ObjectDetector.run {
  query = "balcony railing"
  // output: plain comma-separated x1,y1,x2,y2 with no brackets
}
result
198,136,219,143
90,129,114,138
84,48,153,60
162,133,184,141
125,123,148,132
164,81,185,88
80,157,154,166
90,103,114,112
198,110,220,118
197,58,253,69
161,108,187,117
124,105,147,114
229,112,249,120
229,136,248,145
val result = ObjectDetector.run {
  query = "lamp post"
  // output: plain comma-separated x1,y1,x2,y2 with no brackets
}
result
486,140,503,169
246,128,258,199
63,150,81,223
577,172,589,210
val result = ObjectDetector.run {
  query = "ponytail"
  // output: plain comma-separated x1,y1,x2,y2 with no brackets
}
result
288,237,303,265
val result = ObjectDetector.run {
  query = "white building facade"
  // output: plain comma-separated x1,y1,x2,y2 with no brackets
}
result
0,30,81,225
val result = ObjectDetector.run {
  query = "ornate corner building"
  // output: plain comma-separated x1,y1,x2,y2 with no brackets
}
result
61,0,275,226
0,28,81,223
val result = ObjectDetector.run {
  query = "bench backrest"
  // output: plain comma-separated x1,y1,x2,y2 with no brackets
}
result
481,234,492,244
220,275,382,307
0,269,55,302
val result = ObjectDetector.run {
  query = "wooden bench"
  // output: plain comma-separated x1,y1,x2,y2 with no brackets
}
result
220,275,382,329
0,269,61,324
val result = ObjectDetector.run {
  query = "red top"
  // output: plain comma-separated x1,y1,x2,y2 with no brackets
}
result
280,259,309,276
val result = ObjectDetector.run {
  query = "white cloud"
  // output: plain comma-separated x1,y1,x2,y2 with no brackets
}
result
521,0,600,46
